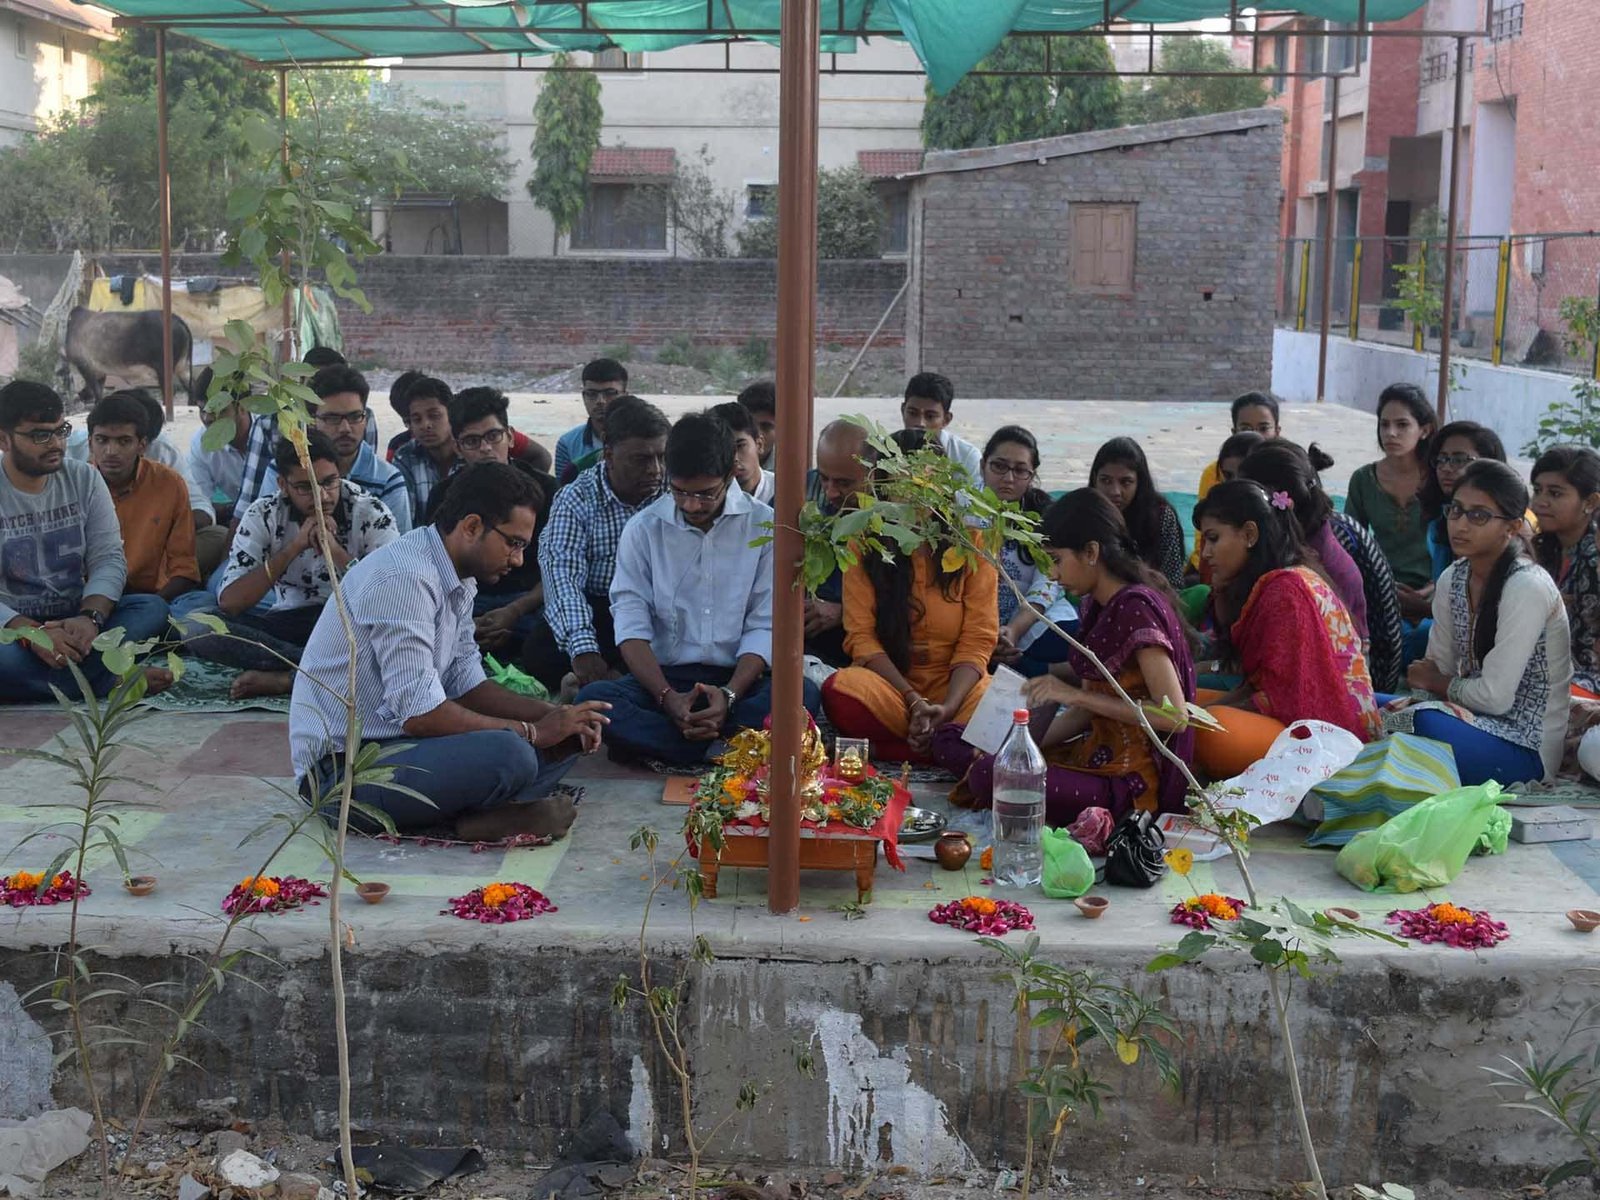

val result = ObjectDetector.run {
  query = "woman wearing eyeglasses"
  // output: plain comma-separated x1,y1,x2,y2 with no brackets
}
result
1398,460,1571,785
981,426,1073,676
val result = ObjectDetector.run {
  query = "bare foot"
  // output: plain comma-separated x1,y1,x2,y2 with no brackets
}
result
230,670,293,699
142,666,175,695
453,795,578,843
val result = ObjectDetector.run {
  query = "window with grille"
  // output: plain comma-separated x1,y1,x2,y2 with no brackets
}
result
1490,2,1523,42
745,184,775,220
572,183,667,251
1270,35,1288,95
882,187,909,255
591,48,642,71
1069,204,1136,295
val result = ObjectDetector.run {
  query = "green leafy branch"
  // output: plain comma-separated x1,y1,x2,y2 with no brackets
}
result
1484,995,1600,1188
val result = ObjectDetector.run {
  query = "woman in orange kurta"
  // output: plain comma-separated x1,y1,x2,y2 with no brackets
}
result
822,544,998,763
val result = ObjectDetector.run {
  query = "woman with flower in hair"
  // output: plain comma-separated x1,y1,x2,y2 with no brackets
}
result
1193,480,1380,778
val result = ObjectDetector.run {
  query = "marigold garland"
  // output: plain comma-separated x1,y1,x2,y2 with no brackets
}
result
928,895,1035,936
1386,902,1508,949
1171,894,1247,930
221,875,326,917
445,881,557,924
1,869,88,908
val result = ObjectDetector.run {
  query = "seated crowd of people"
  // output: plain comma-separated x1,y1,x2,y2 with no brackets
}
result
1,360,1592,843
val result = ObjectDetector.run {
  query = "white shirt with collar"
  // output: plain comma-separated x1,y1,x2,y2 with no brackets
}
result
608,482,774,669
937,429,983,484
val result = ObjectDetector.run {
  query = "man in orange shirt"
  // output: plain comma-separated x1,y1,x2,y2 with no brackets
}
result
87,391,199,602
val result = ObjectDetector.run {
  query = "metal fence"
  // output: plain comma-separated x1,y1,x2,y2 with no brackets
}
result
1275,231,1600,378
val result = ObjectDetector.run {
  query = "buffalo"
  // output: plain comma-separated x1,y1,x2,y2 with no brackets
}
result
63,307,193,406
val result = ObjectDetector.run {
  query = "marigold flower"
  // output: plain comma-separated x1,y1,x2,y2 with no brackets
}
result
721,776,746,801
979,846,994,871
1163,848,1194,876
481,882,518,908
1427,902,1476,926
239,875,280,898
960,896,998,916
8,871,43,891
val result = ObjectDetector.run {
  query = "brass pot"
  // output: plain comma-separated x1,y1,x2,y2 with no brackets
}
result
934,832,972,871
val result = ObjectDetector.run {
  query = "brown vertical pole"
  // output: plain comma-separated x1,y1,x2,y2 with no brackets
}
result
279,70,294,361
1315,72,1341,404
768,0,820,916
1437,35,1468,420
156,28,174,418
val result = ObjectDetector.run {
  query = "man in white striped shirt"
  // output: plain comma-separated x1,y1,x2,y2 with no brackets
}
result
289,462,609,840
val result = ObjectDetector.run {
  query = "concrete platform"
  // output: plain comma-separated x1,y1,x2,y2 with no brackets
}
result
2,707,1597,1191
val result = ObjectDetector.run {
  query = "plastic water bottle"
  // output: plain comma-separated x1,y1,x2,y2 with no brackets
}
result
992,708,1046,888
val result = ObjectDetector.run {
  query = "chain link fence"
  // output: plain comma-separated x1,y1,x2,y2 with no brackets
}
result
1276,231,1600,378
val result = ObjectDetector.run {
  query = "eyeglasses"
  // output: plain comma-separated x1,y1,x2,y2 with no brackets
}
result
15,422,72,446
670,480,730,505
582,387,625,403
1435,453,1479,470
316,409,368,429
458,427,508,451
487,523,530,553
985,460,1036,481
287,474,341,497
1444,501,1516,527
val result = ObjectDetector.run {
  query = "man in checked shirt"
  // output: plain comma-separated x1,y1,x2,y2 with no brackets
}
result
520,395,670,695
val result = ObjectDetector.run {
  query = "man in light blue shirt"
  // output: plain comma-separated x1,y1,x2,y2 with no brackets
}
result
553,358,626,485
289,462,609,840
576,411,821,766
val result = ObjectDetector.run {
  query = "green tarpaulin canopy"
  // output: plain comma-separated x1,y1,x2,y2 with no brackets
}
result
79,0,1428,91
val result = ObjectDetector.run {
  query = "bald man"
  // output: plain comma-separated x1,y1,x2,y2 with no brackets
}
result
804,420,876,666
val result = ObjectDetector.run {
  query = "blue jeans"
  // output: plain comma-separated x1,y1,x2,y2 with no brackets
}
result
0,594,170,703
1015,624,1080,679
577,665,822,767
1410,708,1545,786
298,729,578,834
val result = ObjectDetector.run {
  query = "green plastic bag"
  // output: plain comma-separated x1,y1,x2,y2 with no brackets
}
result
1335,781,1507,893
484,654,549,701
1040,828,1094,899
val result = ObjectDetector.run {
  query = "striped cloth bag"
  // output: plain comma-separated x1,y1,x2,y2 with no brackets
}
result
1303,733,1460,848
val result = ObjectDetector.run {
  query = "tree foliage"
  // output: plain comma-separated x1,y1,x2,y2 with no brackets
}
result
93,28,274,129
1122,38,1270,125
0,116,114,252
666,146,737,258
921,36,1122,151
735,166,884,260
528,54,604,248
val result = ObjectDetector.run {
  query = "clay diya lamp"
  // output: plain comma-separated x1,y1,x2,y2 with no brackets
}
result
1073,895,1109,919
933,832,972,871
1324,906,1361,924
123,875,157,897
356,881,391,905
1567,909,1600,933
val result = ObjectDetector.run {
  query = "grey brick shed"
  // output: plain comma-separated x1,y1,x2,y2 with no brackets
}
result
903,108,1285,402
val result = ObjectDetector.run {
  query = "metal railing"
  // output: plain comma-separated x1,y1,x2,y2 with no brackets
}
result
1276,231,1600,379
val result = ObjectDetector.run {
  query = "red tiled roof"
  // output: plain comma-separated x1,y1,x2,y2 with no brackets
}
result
857,149,924,178
4,0,115,37
588,147,677,179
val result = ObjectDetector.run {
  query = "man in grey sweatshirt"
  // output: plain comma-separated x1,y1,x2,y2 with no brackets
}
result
0,381,172,702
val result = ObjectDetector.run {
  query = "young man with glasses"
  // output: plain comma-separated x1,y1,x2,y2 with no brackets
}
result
290,462,610,841
181,431,400,699
576,410,821,766
554,359,627,485
437,387,557,654
0,381,172,701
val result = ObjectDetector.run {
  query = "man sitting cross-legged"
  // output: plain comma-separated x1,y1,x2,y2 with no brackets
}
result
0,381,171,701
289,462,610,840
87,390,200,603
520,395,669,694
182,430,400,698
576,410,821,766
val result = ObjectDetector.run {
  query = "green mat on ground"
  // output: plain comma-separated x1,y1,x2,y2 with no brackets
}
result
138,658,290,715
1503,779,1600,809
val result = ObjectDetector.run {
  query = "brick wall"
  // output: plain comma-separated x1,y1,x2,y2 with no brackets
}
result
908,114,1282,401
90,253,907,370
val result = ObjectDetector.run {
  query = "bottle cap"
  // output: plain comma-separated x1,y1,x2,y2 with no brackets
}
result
1013,708,1030,722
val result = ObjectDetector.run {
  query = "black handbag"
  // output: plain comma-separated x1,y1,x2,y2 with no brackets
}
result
1102,810,1167,888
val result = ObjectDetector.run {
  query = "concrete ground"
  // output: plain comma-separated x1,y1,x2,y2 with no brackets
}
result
0,400,1573,1190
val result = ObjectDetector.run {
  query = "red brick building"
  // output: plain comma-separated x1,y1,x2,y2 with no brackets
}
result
1267,0,1599,362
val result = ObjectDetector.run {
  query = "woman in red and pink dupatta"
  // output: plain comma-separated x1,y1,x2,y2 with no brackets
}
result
933,489,1197,824
1193,479,1381,778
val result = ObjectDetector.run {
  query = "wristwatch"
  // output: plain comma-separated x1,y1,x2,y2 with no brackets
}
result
718,686,737,710
78,609,105,631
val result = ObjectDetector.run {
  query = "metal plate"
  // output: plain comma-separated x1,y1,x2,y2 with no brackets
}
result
899,806,948,842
